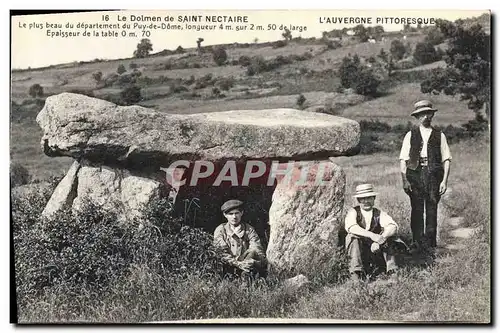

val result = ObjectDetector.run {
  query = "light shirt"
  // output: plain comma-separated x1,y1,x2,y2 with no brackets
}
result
399,126,452,162
344,208,399,233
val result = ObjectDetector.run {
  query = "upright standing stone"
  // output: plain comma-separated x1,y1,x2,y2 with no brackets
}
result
267,161,345,276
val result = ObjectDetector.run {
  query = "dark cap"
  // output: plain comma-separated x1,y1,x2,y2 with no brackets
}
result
221,199,244,213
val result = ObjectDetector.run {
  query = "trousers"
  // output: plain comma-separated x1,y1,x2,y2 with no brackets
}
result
406,165,442,247
345,233,397,274
222,249,267,279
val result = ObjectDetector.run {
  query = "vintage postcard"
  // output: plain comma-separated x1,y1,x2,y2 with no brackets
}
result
10,9,491,324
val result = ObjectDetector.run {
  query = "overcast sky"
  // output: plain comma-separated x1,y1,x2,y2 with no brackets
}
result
11,9,488,69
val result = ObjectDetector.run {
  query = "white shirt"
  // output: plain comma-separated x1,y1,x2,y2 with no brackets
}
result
399,126,452,162
344,208,399,233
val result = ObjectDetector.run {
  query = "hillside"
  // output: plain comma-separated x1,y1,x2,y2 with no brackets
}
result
10,25,482,180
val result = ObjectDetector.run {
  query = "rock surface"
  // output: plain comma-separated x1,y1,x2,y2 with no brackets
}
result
42,160,81,217
42,159,169,219
266,161,345,276
283,274,311,294
37,93,360,166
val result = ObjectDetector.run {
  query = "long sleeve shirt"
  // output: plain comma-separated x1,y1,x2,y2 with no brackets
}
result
213,222,266,266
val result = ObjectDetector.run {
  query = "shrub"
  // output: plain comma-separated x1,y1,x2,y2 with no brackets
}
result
425,27,446,45
273,40,287,48
246,56,268,76
119,85,142,105
13,197,223,309
117,64,127,75
238,55,251,67
10,162,31,187
296,94,306,109
413,42,439,65
354,69,380,96
28,84,43,98
129,62,138,69
326,40,342,49
169,83,189,94
216,76,235,91
92,71,103,83
212,47,228,66
390,40,406,61
339,54,380,96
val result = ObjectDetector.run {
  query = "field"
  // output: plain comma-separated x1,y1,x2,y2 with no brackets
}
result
11,20,491,323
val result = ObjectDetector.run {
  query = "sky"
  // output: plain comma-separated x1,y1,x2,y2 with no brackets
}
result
11,9,489,69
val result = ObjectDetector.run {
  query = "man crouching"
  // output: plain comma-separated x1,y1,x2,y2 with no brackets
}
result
213,199,267,279
344,184,400,281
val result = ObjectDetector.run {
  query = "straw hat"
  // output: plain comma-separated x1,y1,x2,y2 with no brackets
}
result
353,184,378,198
411,100,438,116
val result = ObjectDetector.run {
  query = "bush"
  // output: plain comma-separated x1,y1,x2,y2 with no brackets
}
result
326,40,342,49
413,42,439,65
169,83,189,94
216,76,235,91
28,84,43,98
273,40,287,48
129,62,138,69
11,162,31,187
119,85,142,105
354,69,380,96
390,40,406,61
117,64,127,75
339,55,380,96
212,47,228,66
13,197,224,309
92,71,103,83
238,55,251,67
425,28,445,45
296,94,306,109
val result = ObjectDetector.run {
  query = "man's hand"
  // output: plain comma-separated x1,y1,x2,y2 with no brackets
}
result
403,179,412,194
238,259,255,272
439,181,447,196
370,242,380,253
371,233,385,244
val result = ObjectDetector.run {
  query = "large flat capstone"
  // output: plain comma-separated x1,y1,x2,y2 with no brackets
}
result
36,93,360,166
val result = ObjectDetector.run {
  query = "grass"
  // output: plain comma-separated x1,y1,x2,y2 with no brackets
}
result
15,134,490,323
341,83,476,126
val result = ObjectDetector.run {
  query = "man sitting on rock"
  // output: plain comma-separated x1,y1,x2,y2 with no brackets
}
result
213,199,267,279
344,184,401,281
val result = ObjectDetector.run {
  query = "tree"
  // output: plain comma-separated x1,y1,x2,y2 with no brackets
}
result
296,94,306,109
390,40,406,60
374,25,385,36
413,42,439,64
119,85,142,105
425,27,446,45
117,64,127,75
253,37,259,44
353,24,368,42
282,27,292,41
421,20,490,119
133,38,153,58
212,47,228,66
196,38,204,53
28,83,43,98
338,54,380,96
378,48,389,62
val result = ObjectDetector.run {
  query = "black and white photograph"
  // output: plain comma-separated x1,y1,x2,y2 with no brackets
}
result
10,9,491,323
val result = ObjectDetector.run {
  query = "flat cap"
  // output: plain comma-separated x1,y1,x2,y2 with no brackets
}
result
221,199,244,213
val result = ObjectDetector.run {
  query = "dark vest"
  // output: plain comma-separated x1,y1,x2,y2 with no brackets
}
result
407,127,443,171
354,206,382,234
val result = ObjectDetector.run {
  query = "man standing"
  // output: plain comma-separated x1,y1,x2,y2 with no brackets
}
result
399,100,452,252
344,184,400,281
213,199,267,279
